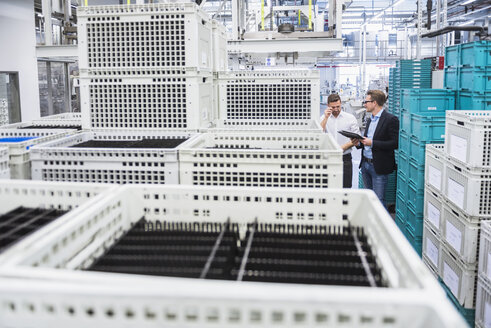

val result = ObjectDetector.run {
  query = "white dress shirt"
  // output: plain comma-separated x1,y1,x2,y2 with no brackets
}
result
320,111,361,155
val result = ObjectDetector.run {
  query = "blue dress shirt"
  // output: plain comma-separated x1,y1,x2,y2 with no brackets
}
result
364,109,384,159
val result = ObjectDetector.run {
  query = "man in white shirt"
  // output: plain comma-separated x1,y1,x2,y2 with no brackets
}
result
320,93,361,188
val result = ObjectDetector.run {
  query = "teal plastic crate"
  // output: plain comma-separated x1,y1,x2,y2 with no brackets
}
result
401,89,456,113
395,209,406,233
456,91,491,110
406,203,424,237
409,136,427,163
445,44,460,68
386,171,397,204
459,67,491,93
405,226,423,256
460,41,490,68
398,130,410,154
439,279,476,327
400,109,411,131
408,158,425,188
410,113,446,141
396,170,408,196
398,151,409,175
444,67,458,89
407,181,424,215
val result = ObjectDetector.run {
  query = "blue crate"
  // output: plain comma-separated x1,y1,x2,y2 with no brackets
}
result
445,44,460,68
444,67,458,89
407,181,424,215
439,279,476,327
401,89,456,113
408,158,425,188
0,137,37,142
398,150,409,174
410,114,446,141
399,130,410,154
396,190,407,217
406,203,424,238
457,91,491,110
459,67,491,93
460,40,490,68
400,109,411,132
396,170,408,197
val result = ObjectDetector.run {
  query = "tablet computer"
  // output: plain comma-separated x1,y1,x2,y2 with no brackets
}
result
338,130,364,139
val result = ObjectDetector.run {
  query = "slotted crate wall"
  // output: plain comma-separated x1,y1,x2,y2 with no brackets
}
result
0,129,76,179
0,185,466,328
80,71,213,130
476,277,491,328
478,221,491,285
30,130,197,184
78,3,213,73
0,180,114,261
0,147,9,179
216,70,319,128
178,132,343,188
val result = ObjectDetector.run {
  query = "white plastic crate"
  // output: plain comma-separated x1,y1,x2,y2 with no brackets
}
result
0,129,76,179
0,118,82,130
216,70,320,128
441,200,489,264
423,221,441,273
30,130,197,184
425,144,446,192
478,220,491,285
80,70,213,130
0,146,9,179
443,158,491,216
424,185,445,234
0,180,115,261
476,277,491,328
445,111,491,167
422,254,439,280
212,20,227,72
0,185,466,328
78,3,212,74
179,131,343,188
439,243,478,308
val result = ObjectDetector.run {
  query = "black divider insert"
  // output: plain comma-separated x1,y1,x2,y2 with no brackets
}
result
86,219,386,287
71,138,188,149
0,206,68,253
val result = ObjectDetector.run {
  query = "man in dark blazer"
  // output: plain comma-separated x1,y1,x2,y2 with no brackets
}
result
353,90,399,206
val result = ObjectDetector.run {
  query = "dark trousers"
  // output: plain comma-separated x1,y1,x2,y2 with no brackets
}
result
343,153,353,188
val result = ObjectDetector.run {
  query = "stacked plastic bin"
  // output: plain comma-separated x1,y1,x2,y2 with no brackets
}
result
477,220,491,328
444,41,491,110
396,88,455,254
422,111,491,326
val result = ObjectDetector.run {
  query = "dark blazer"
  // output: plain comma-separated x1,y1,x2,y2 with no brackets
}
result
358,110,399,175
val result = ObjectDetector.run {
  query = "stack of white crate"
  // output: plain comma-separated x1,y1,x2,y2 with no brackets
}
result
477,220,491,327
78,3,214,130
30,3,224,185
422,111,491,320
0,129,75,179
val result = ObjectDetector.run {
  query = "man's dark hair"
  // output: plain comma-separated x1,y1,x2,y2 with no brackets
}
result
327,93,341,104
366,90,387,106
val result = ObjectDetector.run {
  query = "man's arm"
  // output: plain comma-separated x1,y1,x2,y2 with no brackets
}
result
372,115,399,151
320,108,332,132
341,116,361,151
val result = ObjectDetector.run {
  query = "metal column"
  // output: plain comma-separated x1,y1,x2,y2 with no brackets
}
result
42,0,53,45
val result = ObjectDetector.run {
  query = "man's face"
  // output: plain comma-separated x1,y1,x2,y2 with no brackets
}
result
328,100,342,117
363,96,376,113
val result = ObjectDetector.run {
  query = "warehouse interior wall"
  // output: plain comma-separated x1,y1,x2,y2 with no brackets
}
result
0,0,41,121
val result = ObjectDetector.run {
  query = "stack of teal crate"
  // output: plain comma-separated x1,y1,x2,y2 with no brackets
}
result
444,40,491,110
396,88,456,255
388,67,396,115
